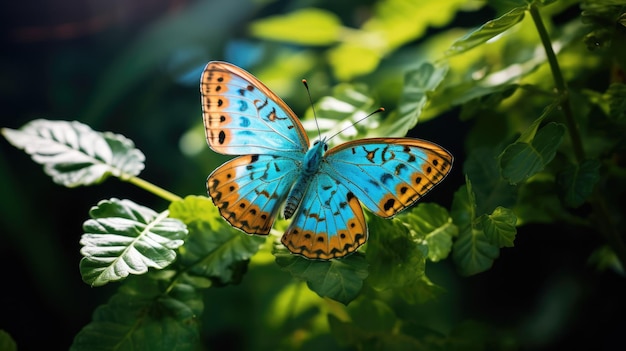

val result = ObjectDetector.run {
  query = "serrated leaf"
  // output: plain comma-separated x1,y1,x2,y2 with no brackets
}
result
557,159,601,208
275,248,368,305
250,8,341,45
446,6,527,56
464,147,517,214
452,225,500,276
2,119,145,187
71,276,201,351
403,203,458,262
169,196,265,285
500,122,566,184
79,198,187,286
480,206,517,248
367,216,444,303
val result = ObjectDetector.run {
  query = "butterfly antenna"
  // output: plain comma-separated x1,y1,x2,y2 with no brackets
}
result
302,79,323,139
327,107,385,141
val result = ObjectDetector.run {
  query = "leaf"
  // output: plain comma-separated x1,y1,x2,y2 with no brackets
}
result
275,247,368,305
500,122,566,184
79,198,187,286
71,276,202,351
606,83,626,122
446,6,527,56
480,206,517,248
557,159,601,208
451,179,476,229
303,83,378,143
367,216,443,303
464,147,517,214
2,119,145,187
0,330,17,351
452,225,500,276
349,299,397,333
378,62,449,136
169,196,265,285
403,203,458,262
250,8,341,45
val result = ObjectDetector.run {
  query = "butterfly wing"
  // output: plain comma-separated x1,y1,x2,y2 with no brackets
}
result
208,154,300,235
281,173,367,259
201,61,309,234
323,138,453,218
200,61,309,156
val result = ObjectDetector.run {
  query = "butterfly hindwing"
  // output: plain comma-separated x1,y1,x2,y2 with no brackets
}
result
281,173,367,259
208,154,300,235
201,61,309,156
323,138,453,218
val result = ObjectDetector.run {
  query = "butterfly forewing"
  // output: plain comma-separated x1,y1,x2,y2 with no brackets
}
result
201,61,309,156
323,138,453,218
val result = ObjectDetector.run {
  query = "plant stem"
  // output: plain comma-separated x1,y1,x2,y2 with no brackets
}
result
122,174,183,203
529,4,585,162
530,4,626,268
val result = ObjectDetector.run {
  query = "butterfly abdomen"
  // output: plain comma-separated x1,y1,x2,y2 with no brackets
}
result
284,140,327,219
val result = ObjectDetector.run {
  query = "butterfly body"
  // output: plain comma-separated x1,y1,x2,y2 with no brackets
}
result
201,61,453,260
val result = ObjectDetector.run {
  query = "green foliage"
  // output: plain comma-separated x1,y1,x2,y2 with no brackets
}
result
4,0,626,349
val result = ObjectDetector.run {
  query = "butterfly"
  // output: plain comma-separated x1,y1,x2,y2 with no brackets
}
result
200,61,453,260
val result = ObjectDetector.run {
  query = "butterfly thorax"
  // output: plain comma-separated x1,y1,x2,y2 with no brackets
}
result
283,139,328,219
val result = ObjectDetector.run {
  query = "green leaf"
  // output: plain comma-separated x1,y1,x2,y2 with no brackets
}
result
446,6,527,56
274,248,368,305
2,119,145,187
378,62,449,136
71,276,201,351
452,225,500,276
606,83,626,122
79,198,187,286
480,206,517,248
169,196,265,285
250,8,341,45
557,159,601,208
367,216,443,303
451,180,476,229
464,147,517,214
305,83,378,143
500,122,566,184
403,203,458,262
349,299,397,333
0,330,17,351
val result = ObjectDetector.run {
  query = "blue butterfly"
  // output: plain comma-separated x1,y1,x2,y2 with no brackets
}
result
201,61,453,259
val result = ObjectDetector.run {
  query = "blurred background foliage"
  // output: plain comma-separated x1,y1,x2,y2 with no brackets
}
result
1,0,626,350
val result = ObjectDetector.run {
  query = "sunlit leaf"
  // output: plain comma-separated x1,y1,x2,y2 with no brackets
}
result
446,6,527,56
79,198,187,286
250,8,341,45
71,276,201,350
480,206,517,248
275,247,368,305
378,62,449,136
169,196,265,285
403,203,458,262
557,159,601,208
2,119,145,187
500,122,566,184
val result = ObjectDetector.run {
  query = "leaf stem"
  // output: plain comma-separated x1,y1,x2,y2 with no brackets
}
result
530,4,626,268
122,174,183,203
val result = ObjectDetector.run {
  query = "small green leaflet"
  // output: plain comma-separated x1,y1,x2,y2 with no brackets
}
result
446,6,527,56
80,198,187,286
402,203,458,262
274,246,368,305
2,119,145,187
170,196,265,285
557,159,601,208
